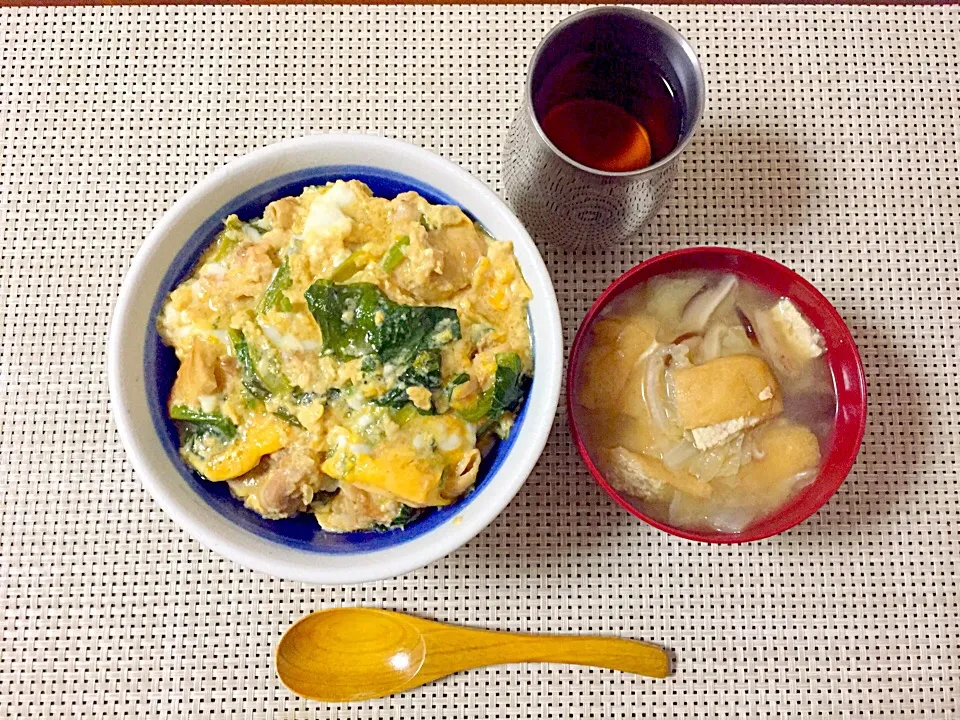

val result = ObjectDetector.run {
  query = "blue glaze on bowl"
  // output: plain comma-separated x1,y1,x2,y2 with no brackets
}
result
144,166,531,553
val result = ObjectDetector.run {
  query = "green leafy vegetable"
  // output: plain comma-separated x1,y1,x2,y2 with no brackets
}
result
390,404,418,426
371,504,421,532
228,329,270,399
256,258,292,315
449,373,470,388
170,405,237,440
211,215,246,262
457,352,530,423
330,250,370,283
372,350,442,409
418,214,433,231
292,386,320,405
230,328,291,397
273,407,305,429
251,343,291,395
304,280,460,364
381,236,411,273
251,217,272,234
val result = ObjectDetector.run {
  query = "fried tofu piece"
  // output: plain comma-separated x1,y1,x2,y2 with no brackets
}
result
581,410,659,458
671,355,784,450
578,315,658,411
755,298,826,377
766,298,825,359
601,447,712,500
740,422,821,490
672,355,783,430
688,417,761,452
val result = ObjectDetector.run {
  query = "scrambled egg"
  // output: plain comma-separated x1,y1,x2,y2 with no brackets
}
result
158,180,533,532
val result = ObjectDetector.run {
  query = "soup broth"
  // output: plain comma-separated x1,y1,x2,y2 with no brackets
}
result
574,270,836,534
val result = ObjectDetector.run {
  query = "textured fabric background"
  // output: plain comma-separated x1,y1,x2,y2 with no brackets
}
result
1,5,958,717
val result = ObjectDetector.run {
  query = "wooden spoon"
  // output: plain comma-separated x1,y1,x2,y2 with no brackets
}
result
276,607,669,702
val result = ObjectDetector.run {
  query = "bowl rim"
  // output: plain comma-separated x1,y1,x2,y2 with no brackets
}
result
566,246,867,543
108,133,563,583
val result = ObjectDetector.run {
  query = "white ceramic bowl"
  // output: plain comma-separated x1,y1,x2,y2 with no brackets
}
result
109,134,562,584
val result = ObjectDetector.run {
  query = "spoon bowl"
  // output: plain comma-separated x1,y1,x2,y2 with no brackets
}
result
277,608,669,702
277,608,427,702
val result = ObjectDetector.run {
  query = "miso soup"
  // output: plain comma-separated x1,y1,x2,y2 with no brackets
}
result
574,270,836,534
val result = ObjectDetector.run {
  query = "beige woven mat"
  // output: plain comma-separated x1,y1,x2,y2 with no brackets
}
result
2,4,958,717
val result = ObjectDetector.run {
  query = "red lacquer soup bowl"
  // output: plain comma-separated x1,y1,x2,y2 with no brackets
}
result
566,247,867,543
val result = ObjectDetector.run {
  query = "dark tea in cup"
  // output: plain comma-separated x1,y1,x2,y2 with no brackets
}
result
536,53,682,173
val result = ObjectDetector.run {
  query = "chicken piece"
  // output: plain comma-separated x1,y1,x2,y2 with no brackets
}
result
314,483,402,533
170,337,223,408
601,447,712,500
389,192,487,302
230,447,324,519
230,242,278,299
671,354,783,450
754,298,825,377
578,315,658,411
264,197,300,232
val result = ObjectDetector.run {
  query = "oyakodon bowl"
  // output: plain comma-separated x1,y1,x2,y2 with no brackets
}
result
566,247,866,543
108,134,563,584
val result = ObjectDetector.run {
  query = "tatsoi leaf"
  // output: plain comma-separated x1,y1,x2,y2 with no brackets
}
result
381,236,411,273
211,215,246,262
303,281,460,364
457,352,530,423
291,386,321,406
456,393,492,422
251,342,291,395
228,329,270,399
170,405,237,440
256,258,292,315
389,404,418,426
489,352,527,417
330,250,370,282
372,350,442,409
273,407,305,429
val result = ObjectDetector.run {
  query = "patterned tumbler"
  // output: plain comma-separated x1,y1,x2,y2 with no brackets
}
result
502,8,705,251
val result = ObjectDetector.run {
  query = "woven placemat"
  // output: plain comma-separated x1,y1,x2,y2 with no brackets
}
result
2,4,958,717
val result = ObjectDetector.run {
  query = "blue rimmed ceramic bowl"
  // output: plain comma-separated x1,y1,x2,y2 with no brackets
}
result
108,134,563,584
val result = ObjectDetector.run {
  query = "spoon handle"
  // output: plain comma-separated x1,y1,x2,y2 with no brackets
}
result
416,624,669,683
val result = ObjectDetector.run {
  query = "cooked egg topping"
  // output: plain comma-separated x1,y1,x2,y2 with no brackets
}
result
158,180,533,532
